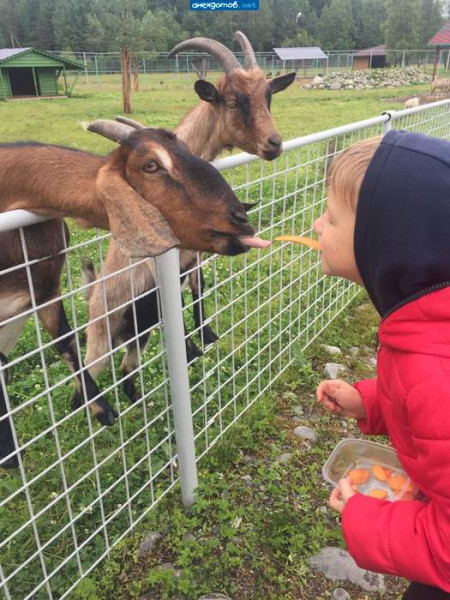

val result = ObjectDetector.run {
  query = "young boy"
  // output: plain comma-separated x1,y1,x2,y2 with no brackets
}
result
314,129,450,600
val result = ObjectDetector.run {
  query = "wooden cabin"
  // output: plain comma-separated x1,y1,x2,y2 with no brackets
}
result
0,47,84,99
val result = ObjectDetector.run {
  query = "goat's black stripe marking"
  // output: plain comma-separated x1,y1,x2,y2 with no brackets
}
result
236,92,252,127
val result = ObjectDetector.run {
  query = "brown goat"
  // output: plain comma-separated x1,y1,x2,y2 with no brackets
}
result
0,125,264,468
81,32,294,401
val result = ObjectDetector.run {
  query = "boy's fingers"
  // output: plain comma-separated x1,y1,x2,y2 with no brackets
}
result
329,487,344,512
339,477,356,500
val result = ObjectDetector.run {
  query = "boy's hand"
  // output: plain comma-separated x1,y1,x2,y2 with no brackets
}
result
316,379,367,419
329,477,356,514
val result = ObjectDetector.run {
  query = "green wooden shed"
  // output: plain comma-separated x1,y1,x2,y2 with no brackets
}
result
0,47,85,99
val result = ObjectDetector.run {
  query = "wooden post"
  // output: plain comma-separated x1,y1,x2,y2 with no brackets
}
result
62,66,68,96
432,46,440,81
120,47,132,114
31,67,39,96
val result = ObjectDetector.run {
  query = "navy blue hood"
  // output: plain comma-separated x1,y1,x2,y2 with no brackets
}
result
354,129,450,319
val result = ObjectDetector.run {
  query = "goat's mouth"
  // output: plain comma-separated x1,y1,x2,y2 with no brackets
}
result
209,229,271,256
256,145,282,161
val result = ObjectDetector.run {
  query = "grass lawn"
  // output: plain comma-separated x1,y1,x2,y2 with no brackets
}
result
0,73,433,599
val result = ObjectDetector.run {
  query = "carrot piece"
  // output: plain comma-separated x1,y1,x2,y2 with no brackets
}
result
384,468,392,478
388,474,407,490
274,235,320,250
348,468,370,485
369,489,388,500
372,465,388,482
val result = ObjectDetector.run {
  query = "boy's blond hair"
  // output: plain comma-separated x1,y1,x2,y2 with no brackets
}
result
328,136,383,212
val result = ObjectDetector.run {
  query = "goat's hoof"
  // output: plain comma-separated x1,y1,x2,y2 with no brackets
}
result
97,405,118,426
202,326,219,345
0,451,20,469
71,391,83,411
122,378,138,403
186,340,203,363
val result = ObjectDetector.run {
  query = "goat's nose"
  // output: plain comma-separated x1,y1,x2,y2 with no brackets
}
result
268,135,281,149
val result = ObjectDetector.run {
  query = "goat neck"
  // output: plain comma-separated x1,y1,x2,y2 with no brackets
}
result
0,143,108,227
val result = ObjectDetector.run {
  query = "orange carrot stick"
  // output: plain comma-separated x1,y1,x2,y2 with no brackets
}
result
274,235,320,250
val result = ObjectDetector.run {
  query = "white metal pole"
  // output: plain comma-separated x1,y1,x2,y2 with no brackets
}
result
155,248,198,508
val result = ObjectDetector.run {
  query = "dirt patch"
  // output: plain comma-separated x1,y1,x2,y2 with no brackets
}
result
384,93,449,104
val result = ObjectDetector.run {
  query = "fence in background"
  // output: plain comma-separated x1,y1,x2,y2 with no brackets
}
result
55,48,450,83
0,99,449,599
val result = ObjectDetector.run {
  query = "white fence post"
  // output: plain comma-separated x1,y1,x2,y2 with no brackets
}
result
155,248,198,508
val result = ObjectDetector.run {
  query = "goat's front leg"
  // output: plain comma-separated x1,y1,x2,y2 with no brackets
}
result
38,300,118,426
188,262,218,346
0,352,19,469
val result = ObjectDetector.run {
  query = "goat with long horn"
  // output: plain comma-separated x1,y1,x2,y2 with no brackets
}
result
0,124,268,468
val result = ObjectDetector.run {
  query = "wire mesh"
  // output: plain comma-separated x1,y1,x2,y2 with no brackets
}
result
0,100,449,599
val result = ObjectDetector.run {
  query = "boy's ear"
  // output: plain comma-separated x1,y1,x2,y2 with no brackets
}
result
194,80,219,103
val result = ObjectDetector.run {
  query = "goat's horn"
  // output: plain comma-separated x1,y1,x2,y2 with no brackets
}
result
168,37,241,73
87,119,135,143
115,116,145,129
233,31,258,69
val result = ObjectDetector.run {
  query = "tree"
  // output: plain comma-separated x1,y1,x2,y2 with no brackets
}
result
318,0,354,50
419,0,444,47
53,0,94,51
385,0,422,51
88,0,149,113
358,0,386,49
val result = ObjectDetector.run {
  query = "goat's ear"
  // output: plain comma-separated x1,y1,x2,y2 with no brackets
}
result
242,202,258,212
194,79,219,103
96,163,180,258
269,72,296,94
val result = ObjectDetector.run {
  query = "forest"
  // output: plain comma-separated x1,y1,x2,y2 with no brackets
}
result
0,0,448,54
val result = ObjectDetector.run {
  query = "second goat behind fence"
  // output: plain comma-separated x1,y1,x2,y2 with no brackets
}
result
81,31,295,401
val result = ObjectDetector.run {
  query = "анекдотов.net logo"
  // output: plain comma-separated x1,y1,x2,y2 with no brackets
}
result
190,1,259,10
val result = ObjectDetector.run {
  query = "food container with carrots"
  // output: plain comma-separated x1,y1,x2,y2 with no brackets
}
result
322,438,418,501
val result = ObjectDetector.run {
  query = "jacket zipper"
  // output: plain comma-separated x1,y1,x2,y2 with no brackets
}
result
382,281,450,321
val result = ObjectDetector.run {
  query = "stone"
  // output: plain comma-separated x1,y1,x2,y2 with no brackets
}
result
292,405,304,416
293,425,317,442
321,344,342,356
330,82,341,90
137,531,162,560
276,452,293,464
198,595,232,600
324,363,347,379
333,589,350,600
308,547,385,592
312,75,324,84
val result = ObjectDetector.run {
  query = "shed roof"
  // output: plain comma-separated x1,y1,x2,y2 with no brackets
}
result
428,21,450,46
353,45,385,57
0,47,84,69
273,47,327,61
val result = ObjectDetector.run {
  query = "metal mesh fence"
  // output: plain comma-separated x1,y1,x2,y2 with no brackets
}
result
58,49,449,81
0,100,449,599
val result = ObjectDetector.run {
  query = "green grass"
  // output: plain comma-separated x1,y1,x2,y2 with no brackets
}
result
0,72,432,599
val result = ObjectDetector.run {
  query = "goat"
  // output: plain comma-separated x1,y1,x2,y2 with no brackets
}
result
80,32,295,402
431,78,450,94
0,124,266,468
404,97,420,109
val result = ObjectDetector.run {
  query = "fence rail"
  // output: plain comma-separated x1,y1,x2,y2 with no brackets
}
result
0,99,449,599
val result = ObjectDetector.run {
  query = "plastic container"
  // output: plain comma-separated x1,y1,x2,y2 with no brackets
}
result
322,438,418,502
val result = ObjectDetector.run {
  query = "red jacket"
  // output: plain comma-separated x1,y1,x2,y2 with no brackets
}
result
342,287,450,590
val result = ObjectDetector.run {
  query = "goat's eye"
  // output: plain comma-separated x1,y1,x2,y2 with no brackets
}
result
143,161,160,173
227,100,237,108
